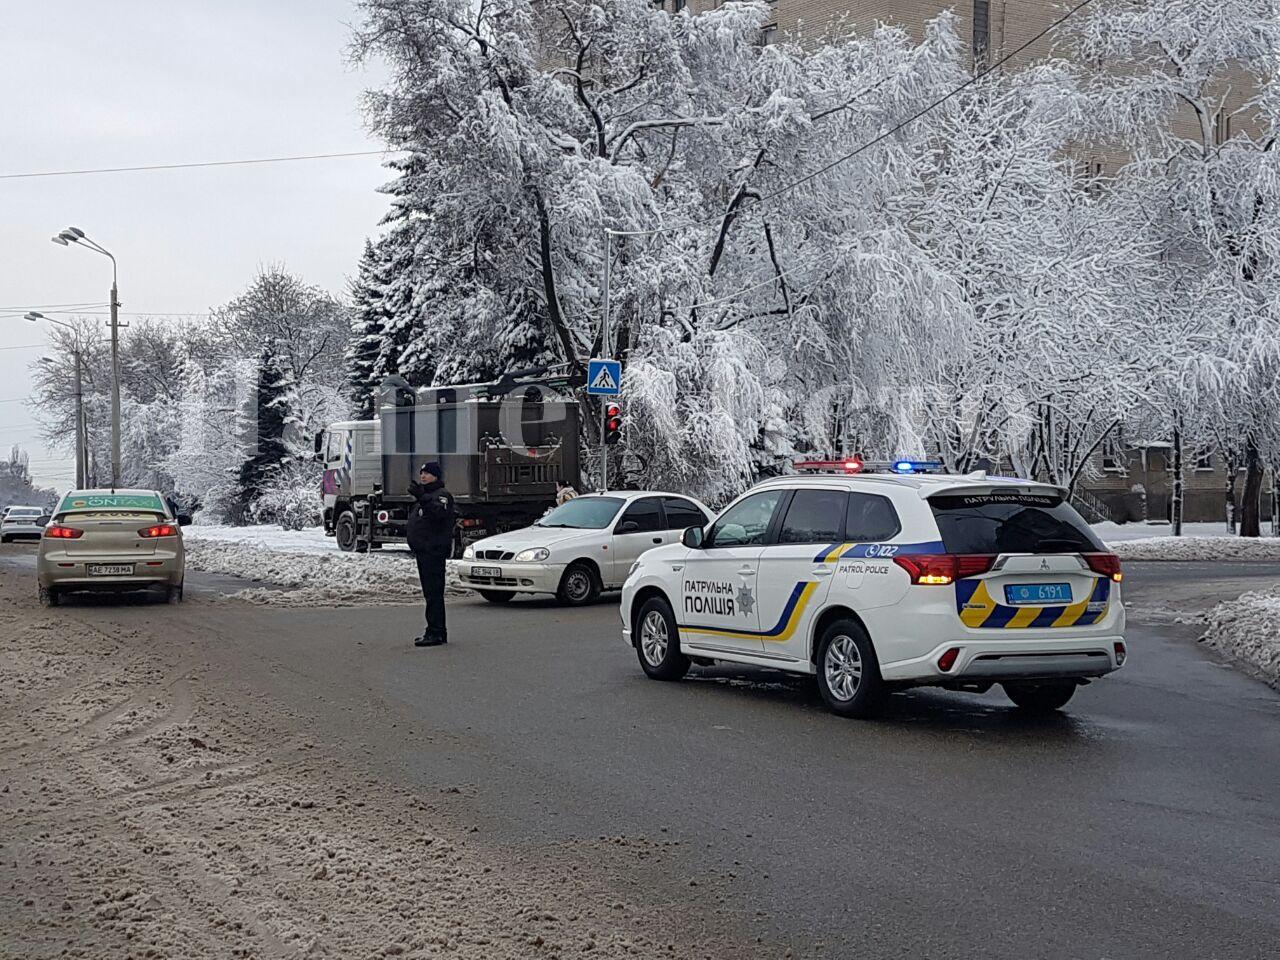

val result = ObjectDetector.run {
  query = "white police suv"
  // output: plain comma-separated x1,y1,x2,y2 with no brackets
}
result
620,461,1127,718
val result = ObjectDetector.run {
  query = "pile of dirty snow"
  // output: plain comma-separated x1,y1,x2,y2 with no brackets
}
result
1200,587,1280,688
184,537,460,606
1109,536,1280,562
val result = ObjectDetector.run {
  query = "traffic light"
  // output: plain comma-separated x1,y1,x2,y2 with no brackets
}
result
604,403,623,445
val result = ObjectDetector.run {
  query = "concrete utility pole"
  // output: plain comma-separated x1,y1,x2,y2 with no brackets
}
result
52,227,123,488
599,227,611,493
27,313,88,488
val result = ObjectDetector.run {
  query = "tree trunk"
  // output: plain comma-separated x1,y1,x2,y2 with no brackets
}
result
1239,440,1264,537
1171,416,1183,537
1225,453,1238,535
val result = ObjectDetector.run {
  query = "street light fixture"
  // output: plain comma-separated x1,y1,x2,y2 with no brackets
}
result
23,312,89,489
51,225,123,488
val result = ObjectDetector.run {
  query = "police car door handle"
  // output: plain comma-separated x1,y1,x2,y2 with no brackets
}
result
737,565,754,576
812,567,833,578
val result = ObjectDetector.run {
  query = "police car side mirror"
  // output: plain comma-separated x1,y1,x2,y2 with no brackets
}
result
682,526,705,549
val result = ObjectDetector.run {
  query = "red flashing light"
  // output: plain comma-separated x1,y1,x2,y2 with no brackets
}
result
1083,553,1123,582
44,525,83,540
793,458,865,474
937,647,962,672
893,554,996,585
138,524,178,539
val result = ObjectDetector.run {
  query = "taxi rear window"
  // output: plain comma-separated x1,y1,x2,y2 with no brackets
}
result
929,492,1103,554
57,493,167,516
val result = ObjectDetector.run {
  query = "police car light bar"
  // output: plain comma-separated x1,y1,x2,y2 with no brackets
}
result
793,458,946,476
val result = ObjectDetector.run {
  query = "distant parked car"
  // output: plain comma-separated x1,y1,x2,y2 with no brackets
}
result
36,489,191,606
1,506,49,543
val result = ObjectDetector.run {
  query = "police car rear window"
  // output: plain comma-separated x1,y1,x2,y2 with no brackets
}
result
929,493,1103,555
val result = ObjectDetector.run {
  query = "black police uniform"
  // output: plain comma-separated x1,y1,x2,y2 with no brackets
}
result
406,473,456,646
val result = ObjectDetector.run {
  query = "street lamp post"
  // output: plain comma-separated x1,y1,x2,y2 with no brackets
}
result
52,227,123,488
26,313,88,489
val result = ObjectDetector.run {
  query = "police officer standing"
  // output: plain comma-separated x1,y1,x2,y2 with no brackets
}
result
407,461,455,647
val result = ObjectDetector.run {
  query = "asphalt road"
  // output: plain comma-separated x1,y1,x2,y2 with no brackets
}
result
4,543,1279,958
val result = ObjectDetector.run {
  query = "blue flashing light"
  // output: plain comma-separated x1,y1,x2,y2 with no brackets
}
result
893,460,916,474
892,459,946,474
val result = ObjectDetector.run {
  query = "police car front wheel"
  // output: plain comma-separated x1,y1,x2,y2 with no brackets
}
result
816,620,884,718
635,597,689,681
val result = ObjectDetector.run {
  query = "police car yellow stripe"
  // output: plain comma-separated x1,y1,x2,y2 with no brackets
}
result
681,582,818,642
956,578,1110,629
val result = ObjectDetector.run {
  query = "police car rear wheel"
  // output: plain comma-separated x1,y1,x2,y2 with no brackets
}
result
1002,680,1077,712
557,562,600,606
816,621,884,718
635,597,689,681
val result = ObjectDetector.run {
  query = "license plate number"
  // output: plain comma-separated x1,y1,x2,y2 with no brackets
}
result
471,565,502,578
88,564,134,577
1005,583,1071,605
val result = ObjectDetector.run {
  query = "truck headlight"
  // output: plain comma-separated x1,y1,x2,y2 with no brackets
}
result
514,547,549,562
462,543,476,560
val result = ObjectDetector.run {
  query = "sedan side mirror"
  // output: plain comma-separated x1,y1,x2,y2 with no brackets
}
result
618,520,640,533
177,513,193,527
681,525,705,549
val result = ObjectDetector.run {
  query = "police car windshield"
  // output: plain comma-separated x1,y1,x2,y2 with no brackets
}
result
930,493,1104,554
536,496,624,529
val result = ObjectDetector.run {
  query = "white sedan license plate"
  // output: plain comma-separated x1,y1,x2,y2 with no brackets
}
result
471,565,502,578
88,563,134,577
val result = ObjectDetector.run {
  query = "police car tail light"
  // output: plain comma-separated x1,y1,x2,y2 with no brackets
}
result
1113,642,1127,666
1083,553,1123,582
45,525,84,540
893,554,995,585
936,647,961,672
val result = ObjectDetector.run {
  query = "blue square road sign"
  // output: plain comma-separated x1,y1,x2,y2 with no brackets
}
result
587,358,622,396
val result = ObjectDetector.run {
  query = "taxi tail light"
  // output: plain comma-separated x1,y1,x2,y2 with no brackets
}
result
893,554,996,585
45,525,84,540
138,524,178,539
1083,553,1123,582
937,647,962,672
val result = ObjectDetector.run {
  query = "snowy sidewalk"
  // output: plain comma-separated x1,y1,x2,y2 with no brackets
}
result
1200,588,1280,689
1093,522,1280,561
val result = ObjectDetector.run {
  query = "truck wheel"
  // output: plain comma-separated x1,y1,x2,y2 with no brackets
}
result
335,511,358,552
815,620,885,718
635,596,689,681
1003,680,1077,712
479,590,514,604
557,562,600,606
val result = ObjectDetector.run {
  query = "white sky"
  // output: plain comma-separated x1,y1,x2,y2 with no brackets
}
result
0,0,391,489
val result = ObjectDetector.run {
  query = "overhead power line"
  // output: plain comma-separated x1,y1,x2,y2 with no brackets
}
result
609,0,1100,239
0,343,45,352
0,149,395,181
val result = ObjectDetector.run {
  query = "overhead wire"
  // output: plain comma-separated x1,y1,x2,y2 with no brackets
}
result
607,0,1100,240
0,149,395,181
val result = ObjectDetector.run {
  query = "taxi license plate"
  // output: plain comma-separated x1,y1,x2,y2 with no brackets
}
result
471,565,502,578
88,564,134,577
1005,583,1071,605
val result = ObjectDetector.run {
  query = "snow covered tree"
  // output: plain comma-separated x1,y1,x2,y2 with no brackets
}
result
234,346,294,523
346,238,390,418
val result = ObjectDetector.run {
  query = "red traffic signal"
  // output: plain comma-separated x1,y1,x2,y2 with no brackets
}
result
604,403,623,445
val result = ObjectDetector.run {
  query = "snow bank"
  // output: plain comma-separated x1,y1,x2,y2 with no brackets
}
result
1109,536,1280,562
184,535,458,606
1200,588,1280,689
1092,521,1231,542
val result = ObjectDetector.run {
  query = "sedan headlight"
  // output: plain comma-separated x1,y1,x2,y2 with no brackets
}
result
462,543,476,560
514,547,550,562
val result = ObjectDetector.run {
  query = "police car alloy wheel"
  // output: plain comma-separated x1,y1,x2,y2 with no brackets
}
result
635,597,689,681
815,620,884,718
1002,680,1077,712
557,562,600,606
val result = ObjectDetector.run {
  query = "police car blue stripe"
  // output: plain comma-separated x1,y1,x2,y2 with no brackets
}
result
1029,605,1062,629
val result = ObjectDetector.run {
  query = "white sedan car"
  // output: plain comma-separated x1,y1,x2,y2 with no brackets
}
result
1,506,49,542
451,492,711,605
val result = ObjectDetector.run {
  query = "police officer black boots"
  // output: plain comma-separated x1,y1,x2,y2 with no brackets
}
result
406,460,456,647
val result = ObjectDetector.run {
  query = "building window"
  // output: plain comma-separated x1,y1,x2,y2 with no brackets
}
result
973,0,991,71
1101,436,1124,473
1194,450,1215,472
1215,110,1232,147
760,22,777,45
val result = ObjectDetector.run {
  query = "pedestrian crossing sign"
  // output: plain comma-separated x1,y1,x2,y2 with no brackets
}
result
587,358,622,396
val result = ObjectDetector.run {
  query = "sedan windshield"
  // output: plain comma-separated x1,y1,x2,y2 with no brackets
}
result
535,496,624,529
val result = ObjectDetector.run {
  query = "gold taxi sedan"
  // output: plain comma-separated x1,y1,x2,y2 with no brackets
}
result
37,489,190,606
